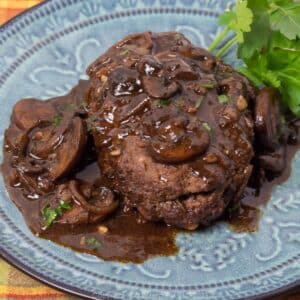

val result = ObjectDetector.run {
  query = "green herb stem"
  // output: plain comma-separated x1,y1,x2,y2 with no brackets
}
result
208,27,230,52
203,122,212,134
216,36,238,58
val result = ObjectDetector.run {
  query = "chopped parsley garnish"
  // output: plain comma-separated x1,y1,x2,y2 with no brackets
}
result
42,200,72,229
120,48,130,56
218,94,230,104
174,33,181,40
203,122,212,134
53,115,62,126
80,102,89,111
56,200,72,216
154,99,170,107
86,237,101,250
202,82,216,89
42,207,57,229
227,204,240,217
66,102,76,110
86,115,97,132
194,96,204,109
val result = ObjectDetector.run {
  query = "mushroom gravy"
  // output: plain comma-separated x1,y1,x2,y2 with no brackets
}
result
2,80,299,263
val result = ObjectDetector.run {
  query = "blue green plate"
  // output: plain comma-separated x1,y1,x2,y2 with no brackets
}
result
0,1,299,299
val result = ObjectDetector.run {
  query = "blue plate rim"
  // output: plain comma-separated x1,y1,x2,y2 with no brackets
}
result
0,1,299,299
1,233,300,300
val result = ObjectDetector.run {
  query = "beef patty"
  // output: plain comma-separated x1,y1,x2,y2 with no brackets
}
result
86,32,255,230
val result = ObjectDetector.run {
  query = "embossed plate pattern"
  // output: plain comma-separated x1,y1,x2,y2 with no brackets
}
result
0,1,299,299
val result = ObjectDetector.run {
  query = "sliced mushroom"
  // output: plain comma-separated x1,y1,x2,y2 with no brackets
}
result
142,76,179,99
255,88,282,150
164,58,198,81
149,117,210,163
152,32,191,53
86,55,112,78
288,118,300,144
55,180,118,225
69,180,117,214
58,206,89,225
13,99,57,130
4,126,29,154
218,77,246,100
178,46,216,71
109,67,143,97
51,117,86,179
117,32,153,56
258,145,286,173
137,55,163,76
20,114,87,181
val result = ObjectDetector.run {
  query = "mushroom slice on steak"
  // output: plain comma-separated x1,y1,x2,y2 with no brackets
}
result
28,116,86,180
255,88,282,150
142,76,179,99
149,117,210,163
54,180,118,225
9,97,87,196
258,147,287,174
13,99,57,130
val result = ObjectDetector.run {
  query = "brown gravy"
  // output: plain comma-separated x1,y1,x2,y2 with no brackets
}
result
2,80,299,263
228,140,300,233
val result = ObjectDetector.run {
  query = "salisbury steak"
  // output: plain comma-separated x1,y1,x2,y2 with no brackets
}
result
86,32,255,230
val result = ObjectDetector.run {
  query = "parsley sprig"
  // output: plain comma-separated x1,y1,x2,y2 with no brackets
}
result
209,0,300,116
154,99,170,107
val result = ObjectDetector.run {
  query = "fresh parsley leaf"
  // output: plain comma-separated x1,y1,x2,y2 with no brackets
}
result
218,94,230,104
42,206,58,228
86,237,101,250
244,54,281,88
174,33,181,40
42,200,72,229
238,0,270,59
237,66,263,87
201,82,216,89
230,0,253,43
56,200,72,216
219,11,236,28
279,73,300,115
195,96,203,109
154,99,170,107
59,200,72,210
267,31,300,69
203,122,212,134
209,0,300,116
53,115,62,126
86,115,97,132
270,3,300,40
210,0,253,56
120,48,130,56
66,102,76,110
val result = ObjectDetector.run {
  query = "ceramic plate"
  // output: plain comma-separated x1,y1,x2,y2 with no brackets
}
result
0,1,299,299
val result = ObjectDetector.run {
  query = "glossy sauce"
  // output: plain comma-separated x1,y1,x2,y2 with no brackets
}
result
87,32,257,230
2,80,300,263
228,139,300,232
2,81,178,263
43,162,178,263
